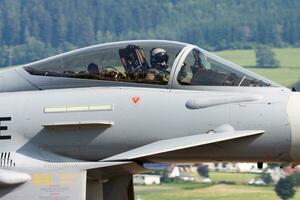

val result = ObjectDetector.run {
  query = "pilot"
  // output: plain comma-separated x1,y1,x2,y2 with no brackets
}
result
145,48,170,83
87,63,100,75
86,63,106,80
178,50,206,84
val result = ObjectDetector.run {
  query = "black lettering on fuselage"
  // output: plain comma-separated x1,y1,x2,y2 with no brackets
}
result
0,117,11,140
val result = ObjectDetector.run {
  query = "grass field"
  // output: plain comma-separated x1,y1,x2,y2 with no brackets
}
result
215,48,300,87
209,172,258,184
134,172,282,200
216,49,257,67
135,184,300,200
247,67,300,87
182,171,258,184
215,48,300,67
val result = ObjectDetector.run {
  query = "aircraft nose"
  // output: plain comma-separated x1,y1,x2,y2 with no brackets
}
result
288,92,300,161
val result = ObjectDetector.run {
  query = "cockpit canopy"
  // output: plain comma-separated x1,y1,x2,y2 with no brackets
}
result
24,41,184,86
23,41,277,88
17,40,278,90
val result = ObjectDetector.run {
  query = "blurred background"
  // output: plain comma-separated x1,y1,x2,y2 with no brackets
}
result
1,0,300,199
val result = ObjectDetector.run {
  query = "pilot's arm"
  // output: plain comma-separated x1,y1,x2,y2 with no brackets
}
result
145,68,168,83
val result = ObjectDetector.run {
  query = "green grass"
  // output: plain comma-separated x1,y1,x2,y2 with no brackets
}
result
182,171,257,184
163,182,213,190
215,49,256,67
135,184,300,200
215,48,300,87
273,48,300,68
246,67,300,87
215,48,300,67
209,172,258,184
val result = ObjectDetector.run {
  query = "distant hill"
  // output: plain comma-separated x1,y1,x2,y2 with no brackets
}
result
1,0,300,66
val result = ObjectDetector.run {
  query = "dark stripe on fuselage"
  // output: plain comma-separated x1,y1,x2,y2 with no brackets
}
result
0,117,11,121
0,135,11,140
0,126,7,130
0,117,11,140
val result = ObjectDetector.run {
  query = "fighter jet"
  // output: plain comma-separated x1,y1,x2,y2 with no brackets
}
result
0,40,299,200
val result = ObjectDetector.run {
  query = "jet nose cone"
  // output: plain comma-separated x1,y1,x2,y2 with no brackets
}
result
288,92,300,161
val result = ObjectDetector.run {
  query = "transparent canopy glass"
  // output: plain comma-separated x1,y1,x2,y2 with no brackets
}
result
24,41,185,85
177,48,277,87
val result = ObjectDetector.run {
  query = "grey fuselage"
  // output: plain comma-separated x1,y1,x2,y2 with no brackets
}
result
0,83,297,163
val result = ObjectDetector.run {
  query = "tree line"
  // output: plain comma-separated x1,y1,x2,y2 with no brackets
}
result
0,0,300,67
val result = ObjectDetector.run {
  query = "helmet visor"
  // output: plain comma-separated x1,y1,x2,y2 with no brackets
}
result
154,52,169,63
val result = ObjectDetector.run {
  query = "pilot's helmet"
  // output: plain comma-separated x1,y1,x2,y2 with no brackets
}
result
150,48,169,69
